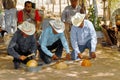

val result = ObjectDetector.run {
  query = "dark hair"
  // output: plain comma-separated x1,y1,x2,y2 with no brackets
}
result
24,1,32,7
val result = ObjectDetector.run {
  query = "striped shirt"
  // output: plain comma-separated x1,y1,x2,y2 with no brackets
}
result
61,5,81,24
70,20,97,53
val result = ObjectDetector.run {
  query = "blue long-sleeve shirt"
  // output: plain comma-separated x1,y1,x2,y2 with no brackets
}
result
70,20,97,54
7,29,37,59
38,27,70,57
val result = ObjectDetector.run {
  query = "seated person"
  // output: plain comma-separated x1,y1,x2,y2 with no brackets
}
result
70,13,97,60
38,20,71,64
7,21,37,69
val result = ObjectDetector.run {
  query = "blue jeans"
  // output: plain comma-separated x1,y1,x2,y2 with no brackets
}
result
38,39,63,64
71,40,92,60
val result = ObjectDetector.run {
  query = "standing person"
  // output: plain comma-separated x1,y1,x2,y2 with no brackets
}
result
7,21,37,69
38,20,71,64
70,13,97,60
61,0,81,48
2,0,17,34
17,1,41,33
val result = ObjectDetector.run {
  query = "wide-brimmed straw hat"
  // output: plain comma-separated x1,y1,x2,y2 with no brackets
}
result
49,20,65,33
71,13,85,27
18,21,35,35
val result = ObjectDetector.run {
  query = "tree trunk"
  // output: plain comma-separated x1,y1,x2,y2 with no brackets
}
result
0,0,2,11
67,0,69,6
59,0,61,17
80,0,86,14
103,0,106,24
107,0,111,20
42,0,43,6
93,0,98,27
52,0,55,12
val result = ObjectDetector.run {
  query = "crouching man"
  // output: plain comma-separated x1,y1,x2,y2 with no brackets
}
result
38,20,71,64
70,13,97,60
7,21,37,69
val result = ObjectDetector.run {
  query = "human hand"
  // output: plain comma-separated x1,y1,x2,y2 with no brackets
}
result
19,55,27,61
90,52,96,58
78,53,82,59
52,54,58,60
66,53,71,60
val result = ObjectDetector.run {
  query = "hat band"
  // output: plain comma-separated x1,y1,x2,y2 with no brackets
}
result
22,28,32,32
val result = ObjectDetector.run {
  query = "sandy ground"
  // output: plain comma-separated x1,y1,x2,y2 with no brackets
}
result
0,37,120,80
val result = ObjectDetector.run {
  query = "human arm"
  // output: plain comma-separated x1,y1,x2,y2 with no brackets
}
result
35,10,41,32
30,35,37,58
89,21,97,52
17,10,23,24
61,7,68,23
38,28,54,57
70,26,81,54
7,31,21,59
60,33,71,60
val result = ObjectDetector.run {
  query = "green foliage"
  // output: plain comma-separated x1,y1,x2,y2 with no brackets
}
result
88,5,102,31
96,18,102,31
88,5,95,25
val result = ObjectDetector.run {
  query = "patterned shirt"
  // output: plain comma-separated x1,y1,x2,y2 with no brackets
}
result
38,27,70,57
70,20,97,54
61,5,81,24
17,9,41,24
7,29,37,59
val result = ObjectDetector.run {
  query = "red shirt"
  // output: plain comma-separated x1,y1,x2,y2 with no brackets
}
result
17,9,41,23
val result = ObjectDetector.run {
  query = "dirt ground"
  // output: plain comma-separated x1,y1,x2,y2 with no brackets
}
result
0,37,120,80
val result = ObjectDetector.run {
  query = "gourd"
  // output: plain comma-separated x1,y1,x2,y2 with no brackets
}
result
81,59,91,67
54,60,68,69
26,60,38,67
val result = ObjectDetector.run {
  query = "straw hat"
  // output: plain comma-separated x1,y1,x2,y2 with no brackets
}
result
49,20,65,33
71,13,85,27
18,21,35,35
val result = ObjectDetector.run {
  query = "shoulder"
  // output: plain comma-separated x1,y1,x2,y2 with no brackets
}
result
17,10,23,14
71,26,78,31
84,20,93,25
77,5,81,9
64,6,71,10
43,26,52,33
84,20,95,29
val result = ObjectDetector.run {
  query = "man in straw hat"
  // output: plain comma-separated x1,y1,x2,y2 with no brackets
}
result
70,13,97,60
38,20,71,64
7,21,37,69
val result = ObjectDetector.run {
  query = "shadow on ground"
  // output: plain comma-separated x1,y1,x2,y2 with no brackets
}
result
0,37,120,80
